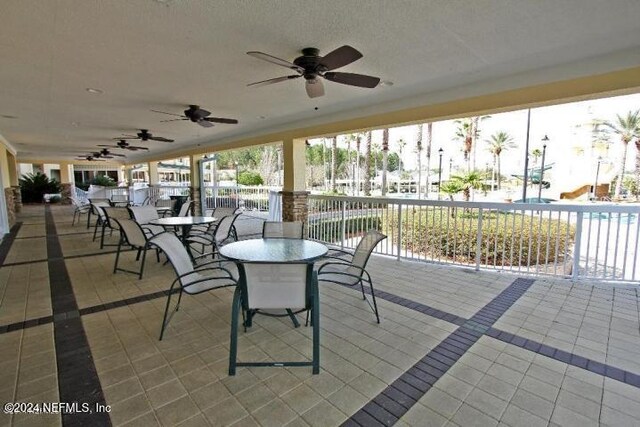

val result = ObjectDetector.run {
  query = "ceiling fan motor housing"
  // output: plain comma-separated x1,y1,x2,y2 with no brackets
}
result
294,48,325,78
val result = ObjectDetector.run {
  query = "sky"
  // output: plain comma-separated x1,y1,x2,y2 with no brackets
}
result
309,93,640,196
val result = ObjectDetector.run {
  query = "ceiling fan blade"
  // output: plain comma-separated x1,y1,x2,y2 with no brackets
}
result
97,144,117,148
306,78,325,98
247,74,301,87
197,120,214,128
107,153,126,157
151,109,184,117
323,72,380,88
247,51,303,72
205,117,239,124
320,45,363,71
160,118,189,123
149,136,174,142
129,146,149,150
118,135,140,140
193,108,211,118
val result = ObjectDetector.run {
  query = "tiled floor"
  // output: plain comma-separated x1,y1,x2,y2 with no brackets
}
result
0,205,639,427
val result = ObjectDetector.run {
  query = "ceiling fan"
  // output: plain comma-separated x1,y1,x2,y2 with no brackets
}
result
119,129,174,142
151,105,239,128
97,148,126,158
99,140,149,151
247,45,381,98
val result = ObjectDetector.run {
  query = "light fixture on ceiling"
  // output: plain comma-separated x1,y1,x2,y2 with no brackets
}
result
257,115,266,119
86,87,104,94
378,80,393,87
1,114,18,119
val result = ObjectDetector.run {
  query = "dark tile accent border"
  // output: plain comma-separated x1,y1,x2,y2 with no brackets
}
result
45,206,111,427
0,289,179,335
1,249,133,268
487,327,640,388
342,278,535,426
0,222,22,265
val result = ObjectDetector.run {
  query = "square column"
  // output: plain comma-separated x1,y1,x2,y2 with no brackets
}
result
281,138,309,227
148,161,159,185
189,154,204,215
58,162,74,205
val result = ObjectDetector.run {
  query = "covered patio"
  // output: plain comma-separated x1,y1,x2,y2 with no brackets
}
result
1,205,639,426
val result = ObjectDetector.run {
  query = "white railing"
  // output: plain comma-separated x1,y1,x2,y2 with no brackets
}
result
73,186,89,203
308,195,640,283
202,186,280,212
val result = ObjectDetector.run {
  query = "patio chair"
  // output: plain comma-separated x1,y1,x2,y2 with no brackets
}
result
262,221,304,239
191,206,238,235
186,213,241,257
317,230,387,323
111,218,160,279
97,207,131,249
175,199,194,217
71,197,91,226
148,232,237,340
128,205,165,236
87,198,110,229
229,262,319,375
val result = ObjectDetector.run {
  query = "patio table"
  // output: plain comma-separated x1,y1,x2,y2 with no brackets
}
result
149,216,216,241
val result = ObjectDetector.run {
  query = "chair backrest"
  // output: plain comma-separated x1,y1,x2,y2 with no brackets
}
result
71,197,88,208
112,218,148,248
91,202,109,220
352,230,387,270
177,200,193,217
262,221,303,239
148,232,194,278
129,206,159,224
214,213,241,244
102,207,131,230
212,207,237,219
89,198,110,205
238,262,313,310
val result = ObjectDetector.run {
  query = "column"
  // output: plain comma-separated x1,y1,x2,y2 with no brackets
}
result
281,138,309,229
6,152,21,213
189,154,204,215
148,161,159,185
58,162,74,205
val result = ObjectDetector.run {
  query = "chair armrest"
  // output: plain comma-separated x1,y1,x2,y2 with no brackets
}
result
317,261,372,284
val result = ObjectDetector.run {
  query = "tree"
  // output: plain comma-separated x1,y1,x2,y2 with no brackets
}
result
604,110,640,198
450,170,485,202
415,124,423,198
382,129,389,196
486,131,516,190
454,116,490,171
330,136,337,192
364,131,372,196
530,148,542,166
440,180,463,201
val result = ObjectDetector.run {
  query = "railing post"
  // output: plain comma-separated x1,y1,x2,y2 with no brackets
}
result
397,204,402,260
572,212,583,280
475,208,483,271
341,200,346,250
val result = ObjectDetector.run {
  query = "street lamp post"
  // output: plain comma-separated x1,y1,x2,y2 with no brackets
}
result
537,135,549,202
593,157,602,201
234,161,239,184
438,148,444,200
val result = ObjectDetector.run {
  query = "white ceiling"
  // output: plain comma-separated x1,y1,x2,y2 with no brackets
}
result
1,0,639,164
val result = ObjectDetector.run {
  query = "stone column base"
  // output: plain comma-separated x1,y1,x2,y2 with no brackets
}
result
4,188,16,227
60,183,74,205
281,191,310,235
10,186,22,213
190,187,202,216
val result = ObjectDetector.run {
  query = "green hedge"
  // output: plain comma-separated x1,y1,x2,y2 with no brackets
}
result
383,208,574,266
310,216,382,242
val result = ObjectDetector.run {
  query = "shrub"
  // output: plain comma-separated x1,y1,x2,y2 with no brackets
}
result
309,216,382,242
19,172,62,203
237,171,263,186
383,208,574,266
91,175,117,187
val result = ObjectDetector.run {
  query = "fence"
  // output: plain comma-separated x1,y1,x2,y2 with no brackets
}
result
308,195,640,283
202,186,279,212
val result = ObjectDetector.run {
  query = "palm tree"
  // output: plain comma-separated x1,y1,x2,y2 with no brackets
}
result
604,110,640,197
426,123,433,197
440,180,463,201
486,131,516,190
363,131,372,196
382,129,389,196
454,116,489,171
415,124,423,198
330,136,337,192
451,170,485,202
530,148,542,166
